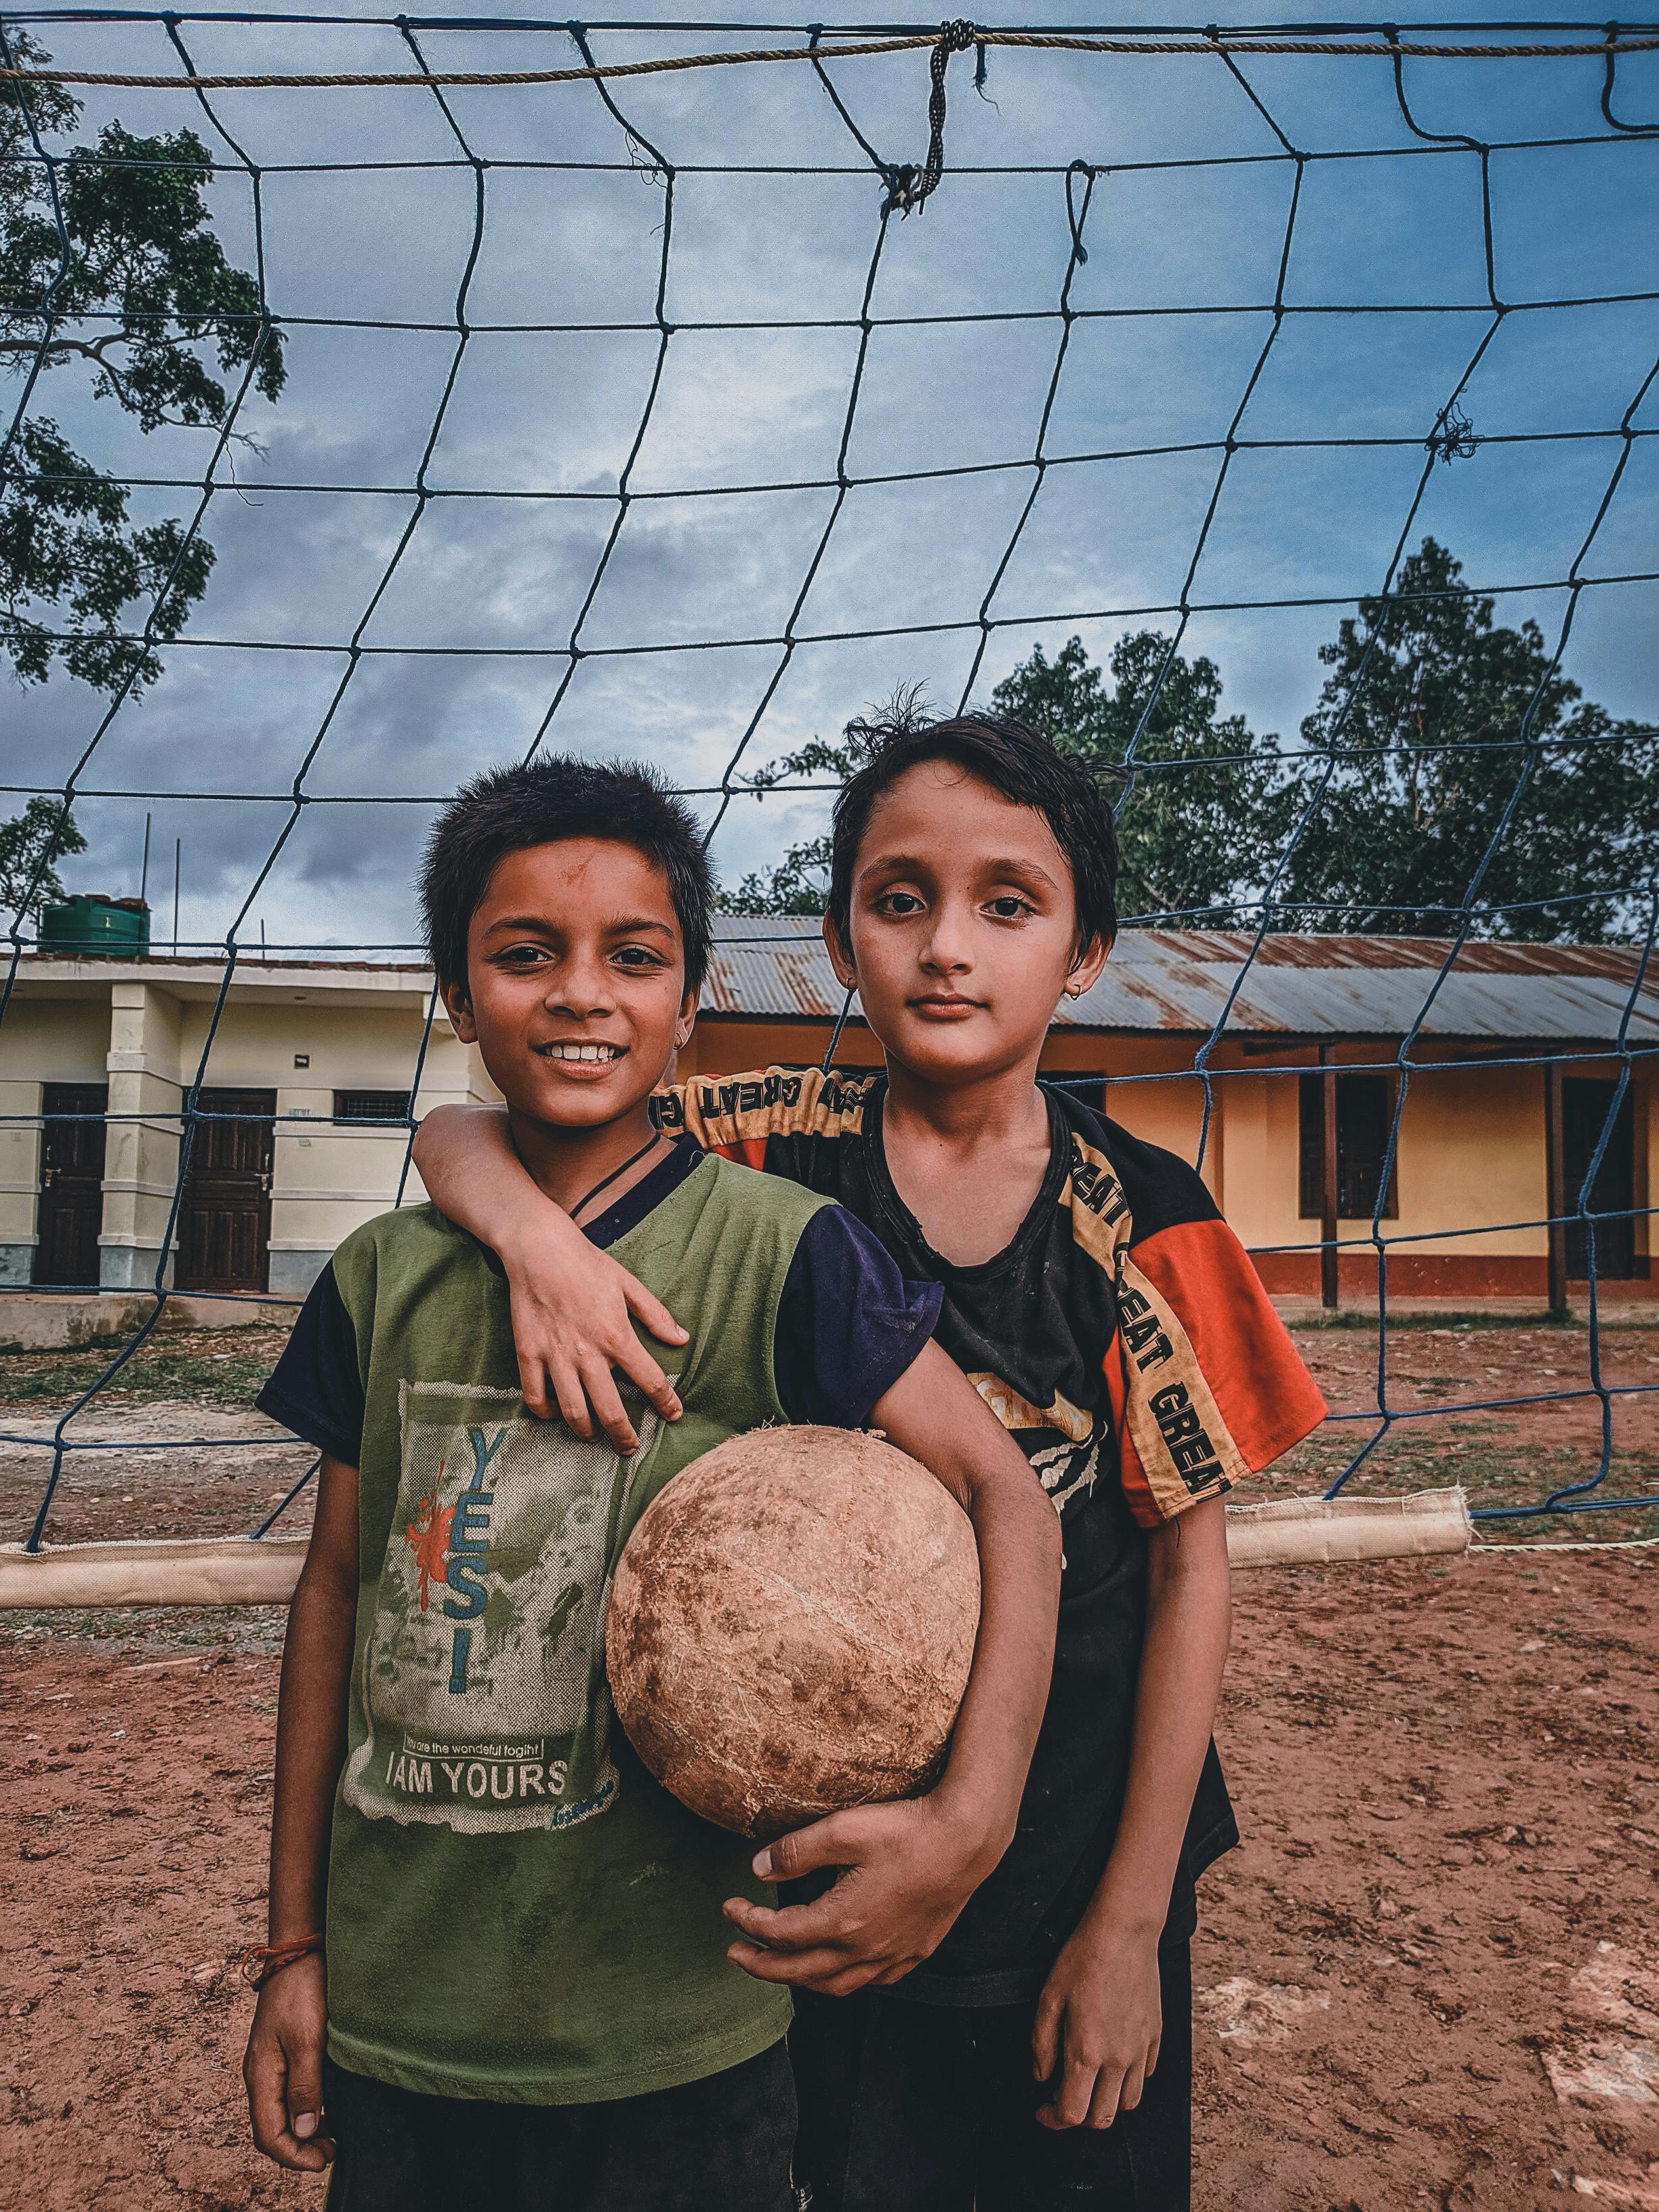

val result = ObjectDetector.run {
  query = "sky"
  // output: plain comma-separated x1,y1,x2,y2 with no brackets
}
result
8,2,1659,955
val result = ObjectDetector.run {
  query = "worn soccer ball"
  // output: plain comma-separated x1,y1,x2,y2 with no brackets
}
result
606,1426,981,1840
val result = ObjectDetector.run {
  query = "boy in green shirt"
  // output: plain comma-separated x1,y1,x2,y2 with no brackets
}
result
241,756,1059,2210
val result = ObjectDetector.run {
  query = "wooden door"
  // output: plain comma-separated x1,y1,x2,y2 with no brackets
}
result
176,1088,275,1293
34,1084,108,1286
1562,1078,1635,1281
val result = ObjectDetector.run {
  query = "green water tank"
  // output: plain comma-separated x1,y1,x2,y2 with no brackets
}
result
40,895,151,958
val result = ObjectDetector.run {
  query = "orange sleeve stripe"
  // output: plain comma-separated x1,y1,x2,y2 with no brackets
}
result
1131,1218,1326,1472
1102,1334,1164,1528
1118,1440,1168,1530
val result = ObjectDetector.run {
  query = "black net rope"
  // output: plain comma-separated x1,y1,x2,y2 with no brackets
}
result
2,13,1657,1563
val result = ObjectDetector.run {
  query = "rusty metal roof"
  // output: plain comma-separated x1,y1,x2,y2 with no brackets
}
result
701,919,1659,1041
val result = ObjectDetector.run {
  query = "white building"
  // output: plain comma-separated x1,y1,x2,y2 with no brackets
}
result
7,954,472,1296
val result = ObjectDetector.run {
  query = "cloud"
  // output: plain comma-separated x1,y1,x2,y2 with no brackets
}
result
9,5,1654,951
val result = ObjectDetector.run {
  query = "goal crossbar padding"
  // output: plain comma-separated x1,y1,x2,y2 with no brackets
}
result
0,1491,1472,1607
0,1536,312,1608
1223,1488,1472,1569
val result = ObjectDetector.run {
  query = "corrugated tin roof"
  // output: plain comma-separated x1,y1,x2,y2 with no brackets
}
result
701,919,1659,1040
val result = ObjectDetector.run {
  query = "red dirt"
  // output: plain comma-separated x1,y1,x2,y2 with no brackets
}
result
4,1549,1656,2211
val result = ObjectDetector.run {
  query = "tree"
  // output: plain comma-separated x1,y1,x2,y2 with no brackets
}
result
717,840,834,917
714,737,847,916
991,632,1292,927
0,794,85,921
1280,539,1659,941
714,557,1658,945
0,28,285,693
718,656,1290,926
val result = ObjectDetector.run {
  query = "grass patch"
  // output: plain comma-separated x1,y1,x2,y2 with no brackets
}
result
0,1328,286,1411
1267,1420,1659,1544
1,1607,288,1654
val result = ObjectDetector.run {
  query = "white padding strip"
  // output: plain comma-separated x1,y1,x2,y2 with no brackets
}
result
1225,1488,1471,1568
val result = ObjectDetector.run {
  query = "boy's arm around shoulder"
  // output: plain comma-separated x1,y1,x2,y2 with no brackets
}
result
410,1065,831,1445
722,1338,1062,1996
411,1101,689,1451
243,1451,360,2174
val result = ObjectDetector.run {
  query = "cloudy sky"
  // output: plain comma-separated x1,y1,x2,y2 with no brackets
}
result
11,1,1658,953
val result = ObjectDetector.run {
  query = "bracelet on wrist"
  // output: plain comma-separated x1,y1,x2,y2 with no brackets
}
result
239,1933,325,1989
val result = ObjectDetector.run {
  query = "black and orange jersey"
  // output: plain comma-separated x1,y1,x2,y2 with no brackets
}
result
657,1065,1327,2003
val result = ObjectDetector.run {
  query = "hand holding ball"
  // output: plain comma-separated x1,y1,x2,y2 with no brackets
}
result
606,1427,981,1839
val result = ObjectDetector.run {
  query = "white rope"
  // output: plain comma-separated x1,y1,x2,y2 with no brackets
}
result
1471,1532,1659,1554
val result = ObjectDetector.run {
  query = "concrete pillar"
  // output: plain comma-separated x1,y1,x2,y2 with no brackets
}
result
268,1081,336,1298
0,1079,41,1283
100,981,184,1290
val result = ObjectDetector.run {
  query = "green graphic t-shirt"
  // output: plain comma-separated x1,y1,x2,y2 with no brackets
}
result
276,1155,848,2105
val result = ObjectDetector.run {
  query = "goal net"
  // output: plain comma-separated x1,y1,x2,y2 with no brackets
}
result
3,14,1656,1593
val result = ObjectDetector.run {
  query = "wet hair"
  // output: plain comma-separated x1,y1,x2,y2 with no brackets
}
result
420,756,713,994
826,709,1120,957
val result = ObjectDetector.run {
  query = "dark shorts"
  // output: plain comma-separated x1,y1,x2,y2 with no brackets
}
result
321,2039,796,2212
790,1942,1192,2212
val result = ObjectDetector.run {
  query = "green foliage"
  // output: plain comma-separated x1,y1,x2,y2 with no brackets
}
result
717,565,1656,948
0,29,285,693
716,840,832,916
1,417,214,689
1281,539,1659,941
991,632,1292,927
0,793,86,920
714,736,859,916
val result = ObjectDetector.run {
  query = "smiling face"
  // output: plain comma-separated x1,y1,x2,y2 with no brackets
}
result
439,838,695,1133
827,758,1108,1086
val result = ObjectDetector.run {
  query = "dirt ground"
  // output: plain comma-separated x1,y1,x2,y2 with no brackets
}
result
3,1319,1658,2209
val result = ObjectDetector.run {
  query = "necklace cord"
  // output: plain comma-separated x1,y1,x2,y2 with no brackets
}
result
568,1132,670,1227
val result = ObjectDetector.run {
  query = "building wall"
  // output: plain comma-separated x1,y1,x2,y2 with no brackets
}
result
264,1019,490,1294
0,1082,40,1284
1221,1047,1654,1298
167,997,493,1296
1206,1046,1557,1295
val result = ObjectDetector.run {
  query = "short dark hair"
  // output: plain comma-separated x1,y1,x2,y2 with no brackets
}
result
826,710,1119,956
420,756,713,994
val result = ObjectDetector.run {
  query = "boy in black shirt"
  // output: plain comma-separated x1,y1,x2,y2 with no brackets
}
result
413,717,1326,2209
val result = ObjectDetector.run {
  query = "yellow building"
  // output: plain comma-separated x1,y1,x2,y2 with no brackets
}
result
7,921,1655,1309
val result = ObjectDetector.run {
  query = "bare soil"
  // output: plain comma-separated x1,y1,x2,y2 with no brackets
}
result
2,1322,1657,2208
0,1324,315,1576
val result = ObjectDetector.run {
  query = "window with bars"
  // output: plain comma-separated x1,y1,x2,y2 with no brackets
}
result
333,1090,411,1125
1298,1073,1399,1221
